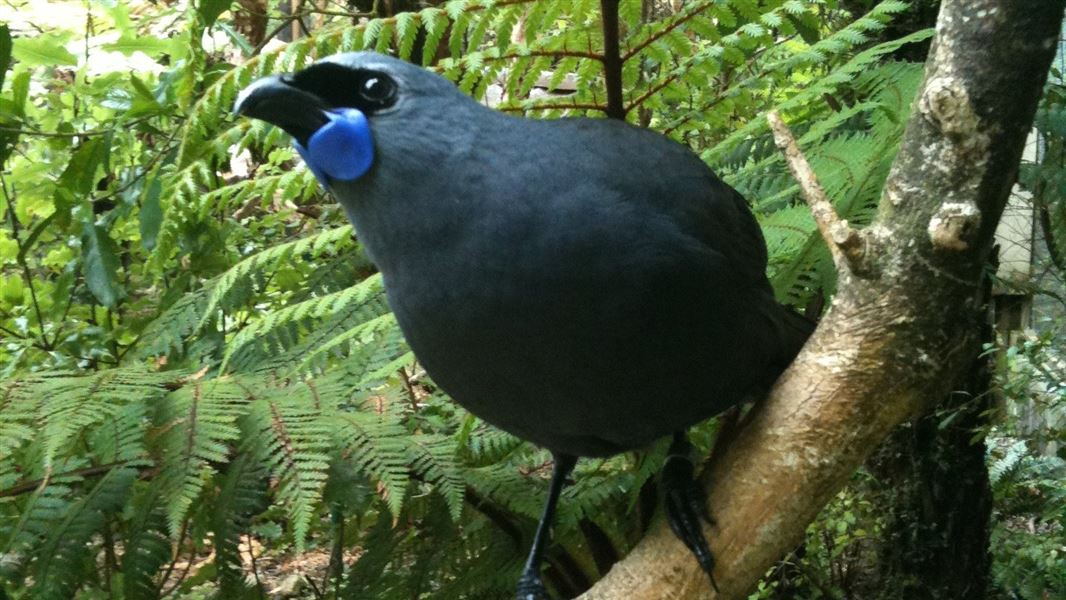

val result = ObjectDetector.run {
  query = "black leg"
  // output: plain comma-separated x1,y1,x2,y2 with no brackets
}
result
516,453,577,600
661,432,719,592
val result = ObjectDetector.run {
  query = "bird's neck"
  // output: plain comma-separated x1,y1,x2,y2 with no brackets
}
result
333,106,511,275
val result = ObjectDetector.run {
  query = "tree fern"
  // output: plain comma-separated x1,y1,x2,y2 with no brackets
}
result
1,476,77,579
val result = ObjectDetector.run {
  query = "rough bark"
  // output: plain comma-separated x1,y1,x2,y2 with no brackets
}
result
578,2,1065,598
862,371,994,599
855,293,994,600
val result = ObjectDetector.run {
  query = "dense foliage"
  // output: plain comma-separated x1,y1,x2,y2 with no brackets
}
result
0,1,1059,598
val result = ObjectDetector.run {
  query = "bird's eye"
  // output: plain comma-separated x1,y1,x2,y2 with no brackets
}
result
359,75,396,105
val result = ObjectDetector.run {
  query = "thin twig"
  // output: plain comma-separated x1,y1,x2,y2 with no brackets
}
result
253,15,302,56
625,71,682,114
0,323,25,339
299,8,373,18
0,114,156,138
304,574,324,599
1,174,49,349
157,518,191,597
323,507,345,595
767,110,865,272
245,532,266,599
600,0,626,120
1037,189,1066,272
0,461,138,498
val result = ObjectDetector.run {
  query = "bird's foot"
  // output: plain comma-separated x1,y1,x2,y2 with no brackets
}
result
661,450,719,593
515,569,549,600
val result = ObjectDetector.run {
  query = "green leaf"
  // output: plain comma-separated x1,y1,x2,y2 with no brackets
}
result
129,75,157,102
12,35,76,67
10,69,29,117
139,177,163,251
16,212,56,265
0,25,12,91
127,75,163,117
53,138,108,226
102,34,172,58
81,222,123,308
198,0,233,28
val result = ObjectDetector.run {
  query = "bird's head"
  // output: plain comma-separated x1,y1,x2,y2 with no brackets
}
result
234,52,470,187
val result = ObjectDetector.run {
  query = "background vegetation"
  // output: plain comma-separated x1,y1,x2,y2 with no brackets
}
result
0,0,1061,598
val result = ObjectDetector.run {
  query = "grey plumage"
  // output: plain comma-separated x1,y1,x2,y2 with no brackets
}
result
316,52,810,456
236,51,813,596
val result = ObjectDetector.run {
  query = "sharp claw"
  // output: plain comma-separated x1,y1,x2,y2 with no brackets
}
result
689,482,715,527
662,447,719,593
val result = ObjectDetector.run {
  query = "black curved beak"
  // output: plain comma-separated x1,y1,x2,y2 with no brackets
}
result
234,75,330,146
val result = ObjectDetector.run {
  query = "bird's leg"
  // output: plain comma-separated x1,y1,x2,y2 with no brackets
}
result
516,453,577,600
661,431,719,592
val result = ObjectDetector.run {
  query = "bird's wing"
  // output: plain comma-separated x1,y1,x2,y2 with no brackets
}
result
567,118,772,291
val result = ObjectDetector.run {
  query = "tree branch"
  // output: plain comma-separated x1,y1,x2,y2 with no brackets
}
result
767,111,867,273
0,461,140,498
578,1,1066,598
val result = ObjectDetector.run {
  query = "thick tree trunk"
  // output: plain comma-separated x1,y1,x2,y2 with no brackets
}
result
578,2,1065,598
861,339,995,600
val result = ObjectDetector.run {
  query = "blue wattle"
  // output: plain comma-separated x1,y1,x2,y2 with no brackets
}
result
294,108,374,187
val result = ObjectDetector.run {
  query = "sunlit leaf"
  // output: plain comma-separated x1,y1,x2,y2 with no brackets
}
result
102,34,173,58
12,35,76,67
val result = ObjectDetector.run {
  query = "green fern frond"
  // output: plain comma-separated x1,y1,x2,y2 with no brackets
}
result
198,225,355,332
32,467,137,600
122,481,173,600
462,420,529,466
407,433,464,521
213,451,268,595
702,28,933,163
465,458,552,521
0,476,76,571
1,370,175,470
220,272,388,374
989,440,1029,485
333,409,412,520
155,379,246,535
253,390,332,549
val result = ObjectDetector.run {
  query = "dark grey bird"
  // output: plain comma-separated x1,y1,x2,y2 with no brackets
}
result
235,51,813,598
